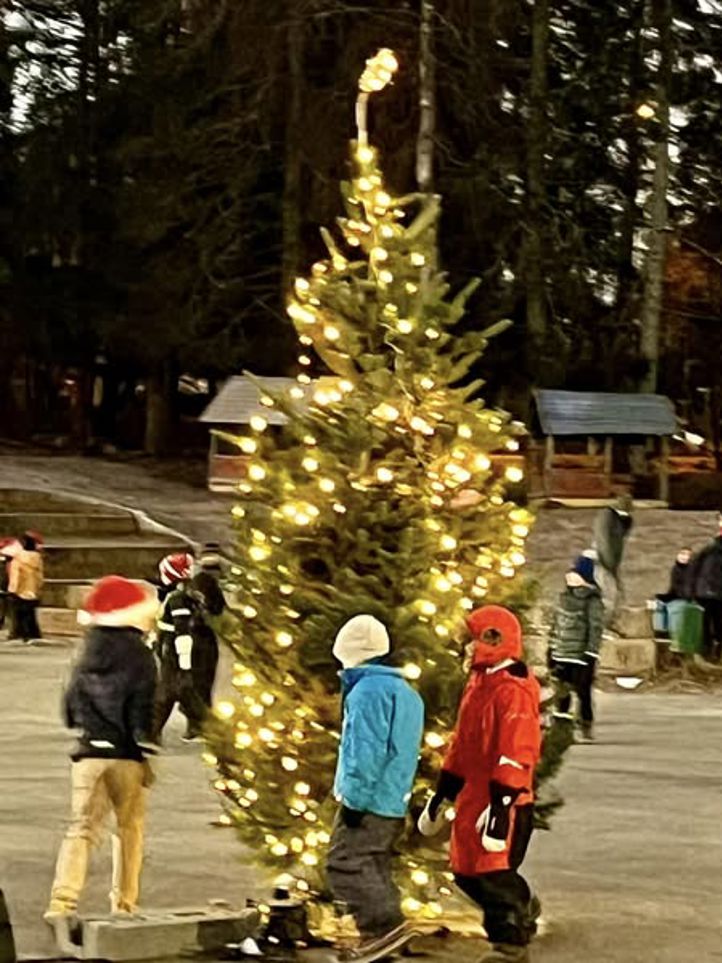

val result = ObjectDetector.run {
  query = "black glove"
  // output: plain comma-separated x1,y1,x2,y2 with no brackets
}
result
428,770,465,820
341,806,365,828
484,781,522,846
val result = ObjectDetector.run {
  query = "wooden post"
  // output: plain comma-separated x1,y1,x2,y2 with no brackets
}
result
587,437,599,456
659,435,670,504
544,435,555,495
603,437,613,493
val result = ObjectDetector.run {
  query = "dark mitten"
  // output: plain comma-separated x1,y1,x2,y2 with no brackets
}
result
483,781,522,847
341,806,365,828
429,769,465,819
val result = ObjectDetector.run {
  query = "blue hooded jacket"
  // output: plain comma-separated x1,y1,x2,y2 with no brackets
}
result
333,663,424,818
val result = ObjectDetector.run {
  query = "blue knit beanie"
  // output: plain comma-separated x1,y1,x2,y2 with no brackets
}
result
572,554,596,585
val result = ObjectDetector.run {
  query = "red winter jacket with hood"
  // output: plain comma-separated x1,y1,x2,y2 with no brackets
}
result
443,606,541,876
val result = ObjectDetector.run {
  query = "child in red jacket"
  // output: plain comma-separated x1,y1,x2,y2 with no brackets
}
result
421,606,541,963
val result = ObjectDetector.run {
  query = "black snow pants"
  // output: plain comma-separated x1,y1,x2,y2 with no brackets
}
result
153,629,219,740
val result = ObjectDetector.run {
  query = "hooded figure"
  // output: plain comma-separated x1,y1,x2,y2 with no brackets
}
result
326,615,424,945
45,576,158,930
592,494,633,623
421,606,541,963
548,555,604,741
690,514,722,660
153,551,221,743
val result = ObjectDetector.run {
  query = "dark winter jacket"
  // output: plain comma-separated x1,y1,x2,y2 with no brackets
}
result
548,576,605,664
593,507,633,574
191,569,225,617
691,537,722,600
64,626,157,762
668,560,693,600
156,581,219,675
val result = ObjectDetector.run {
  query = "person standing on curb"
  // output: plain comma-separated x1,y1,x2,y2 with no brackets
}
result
547,555,604,743
326,614,424,949
8,532,44,644
153,552,221,743
592,493,633,626
44,576,159,935
690,513,722,662
420,606,541,963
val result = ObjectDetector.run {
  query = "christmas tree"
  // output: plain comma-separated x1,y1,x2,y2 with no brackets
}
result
205,49,538,920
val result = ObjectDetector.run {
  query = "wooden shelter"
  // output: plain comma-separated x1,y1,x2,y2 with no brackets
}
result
531,389,678,501
200,376,303,492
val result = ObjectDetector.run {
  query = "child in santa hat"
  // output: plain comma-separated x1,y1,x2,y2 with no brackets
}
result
45,576,158,938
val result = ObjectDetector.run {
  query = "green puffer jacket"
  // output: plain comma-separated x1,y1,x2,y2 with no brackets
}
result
548,582,604,663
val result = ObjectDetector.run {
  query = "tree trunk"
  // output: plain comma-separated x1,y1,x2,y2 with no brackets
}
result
416,0,435,194
281,9,304,298
617,1,645,314
144,361,176,456
639,0,672,393
524,0,549,374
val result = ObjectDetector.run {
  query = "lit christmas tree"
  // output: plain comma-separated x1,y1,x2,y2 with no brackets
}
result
205,49,537,923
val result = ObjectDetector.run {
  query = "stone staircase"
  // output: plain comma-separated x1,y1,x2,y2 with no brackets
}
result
0,489,190,638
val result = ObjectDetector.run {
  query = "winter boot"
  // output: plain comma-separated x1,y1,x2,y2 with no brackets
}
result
523,894,542,939
578,724,594,744
479,944,530,963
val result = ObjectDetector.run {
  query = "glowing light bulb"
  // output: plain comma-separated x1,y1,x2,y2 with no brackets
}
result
281,756,299,771
333,502,347,514
417,600,437,617
249,704,264,718
357,145,374,164
276,631,294,648
290,387,305,400
434,575,452,592
411,869,429,886
506,439,520,451
271,842,289,856
410,252,426,267
636,102,656,119
440,535,457,551
242,605,258,619
402,897,422,914
258,728,274,743
406,282,418,294
379,269,394,284
510,551,526,566
424,327,439,340
371,246,389,262
250,415,268,432
324,325,340,341
295,277,310,294
420,377,434,390
339,379,354,393
248,464,266,482
319,478,335,493
215,701,235,719
235,732,252,748
435,624,449,638
376,467,394,483
302,456,319,472
372,402,400,422
396,318,414,334
298,355,311,367
403,663,422,681
238,437,257,454
301,853,318,867
512,523,529,537
249,545,270,562
505,466,524,483
375,190,391,209
294,782,311,796
425,732,445,749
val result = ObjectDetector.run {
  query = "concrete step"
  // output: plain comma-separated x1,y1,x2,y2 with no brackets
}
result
599,636,656,676
0,512,137,537
0,488,116,514
43,580,94,609
38,606,81,637
42,536,187,581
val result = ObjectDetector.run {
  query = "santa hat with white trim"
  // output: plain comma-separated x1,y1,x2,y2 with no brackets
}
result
79,575,159,631
158,552,193,586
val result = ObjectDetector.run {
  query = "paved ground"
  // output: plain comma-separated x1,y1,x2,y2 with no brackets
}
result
2,636,720,962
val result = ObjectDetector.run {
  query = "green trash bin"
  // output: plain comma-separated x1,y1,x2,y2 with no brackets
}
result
668,600,704,655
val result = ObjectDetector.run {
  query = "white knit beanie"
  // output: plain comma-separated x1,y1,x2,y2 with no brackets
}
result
333,614,390,669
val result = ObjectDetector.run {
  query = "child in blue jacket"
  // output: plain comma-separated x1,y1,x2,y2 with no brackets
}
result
326,614,424,945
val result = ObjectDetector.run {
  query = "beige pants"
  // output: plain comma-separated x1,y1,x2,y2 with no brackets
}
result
48,758,147,915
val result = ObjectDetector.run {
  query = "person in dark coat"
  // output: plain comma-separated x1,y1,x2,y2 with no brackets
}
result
548,555,604,742
153,552,222,743
690,515,722,661
592,493,633,624
45,576,158,928
666,548,694,601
